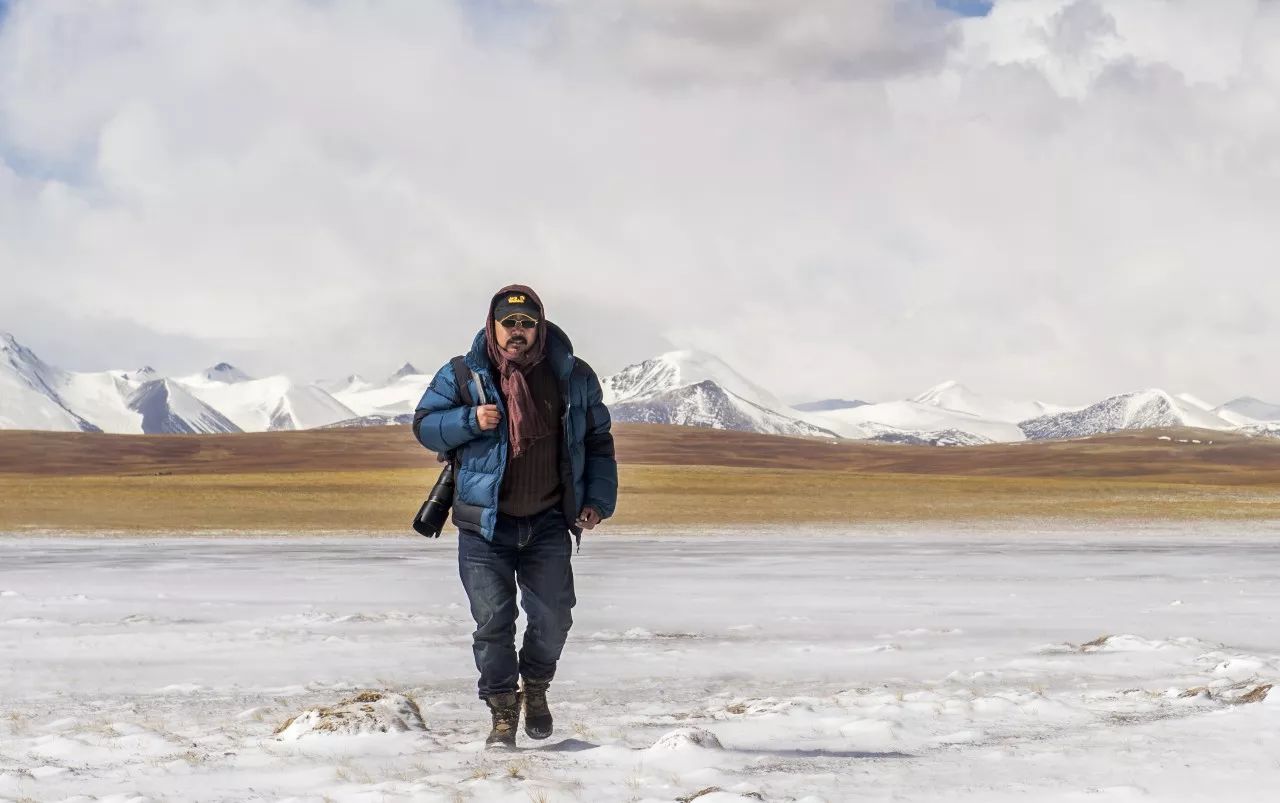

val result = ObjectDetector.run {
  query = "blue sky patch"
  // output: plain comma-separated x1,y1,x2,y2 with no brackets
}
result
457,0,549,45
936,0,994,17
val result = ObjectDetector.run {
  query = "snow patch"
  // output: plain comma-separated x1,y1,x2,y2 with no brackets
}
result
274,691,426,739
176,374,355,431
1077,634,1208,653
912,379,1071,423
808,399,1023,443
648,727,724,752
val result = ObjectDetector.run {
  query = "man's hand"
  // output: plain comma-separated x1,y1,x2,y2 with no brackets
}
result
476,404,501,431
575,506,602,530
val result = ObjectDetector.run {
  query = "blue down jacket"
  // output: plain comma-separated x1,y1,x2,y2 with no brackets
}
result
412,322,617,542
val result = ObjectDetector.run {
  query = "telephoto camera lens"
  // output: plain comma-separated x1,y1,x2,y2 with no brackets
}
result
413,467,455,537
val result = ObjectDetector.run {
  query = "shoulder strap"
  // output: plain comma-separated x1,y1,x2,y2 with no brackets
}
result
442,356,476,466
450,356,474,407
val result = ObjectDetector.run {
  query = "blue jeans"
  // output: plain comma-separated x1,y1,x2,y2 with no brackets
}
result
458,506,576,699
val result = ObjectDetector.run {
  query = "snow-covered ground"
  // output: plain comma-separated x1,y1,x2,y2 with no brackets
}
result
2,528,1278,802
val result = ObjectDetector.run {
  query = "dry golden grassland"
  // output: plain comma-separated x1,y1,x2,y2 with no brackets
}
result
1,424,1278,533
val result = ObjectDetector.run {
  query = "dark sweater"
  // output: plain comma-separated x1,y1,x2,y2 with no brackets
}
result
498,360,563,516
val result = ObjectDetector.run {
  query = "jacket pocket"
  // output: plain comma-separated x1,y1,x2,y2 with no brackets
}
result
452,499,485,533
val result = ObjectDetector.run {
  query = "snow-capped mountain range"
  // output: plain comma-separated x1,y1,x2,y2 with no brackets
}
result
1020,390,1236,441
0,332,428,435
3,331,1278,444
602,351,835,438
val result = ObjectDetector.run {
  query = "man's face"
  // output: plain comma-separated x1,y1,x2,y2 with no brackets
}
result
494,313,539,357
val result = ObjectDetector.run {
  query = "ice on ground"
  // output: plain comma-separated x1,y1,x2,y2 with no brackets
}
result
2,529,1280,802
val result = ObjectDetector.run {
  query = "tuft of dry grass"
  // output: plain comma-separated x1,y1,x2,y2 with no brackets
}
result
1080,635,1114,651
505,758,531,779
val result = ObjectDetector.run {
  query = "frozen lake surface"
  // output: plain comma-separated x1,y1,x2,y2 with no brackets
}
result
2,528,1279,802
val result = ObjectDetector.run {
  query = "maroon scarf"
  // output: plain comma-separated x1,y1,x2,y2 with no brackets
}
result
484,284,550,458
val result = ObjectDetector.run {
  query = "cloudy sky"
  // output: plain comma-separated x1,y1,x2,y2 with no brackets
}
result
1,0,1277,405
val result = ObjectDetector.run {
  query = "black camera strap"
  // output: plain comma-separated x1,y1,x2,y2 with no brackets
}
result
413,356,479,538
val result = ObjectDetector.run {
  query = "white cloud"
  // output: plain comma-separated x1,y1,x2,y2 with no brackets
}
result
0,0,1278,404
531,0,957,84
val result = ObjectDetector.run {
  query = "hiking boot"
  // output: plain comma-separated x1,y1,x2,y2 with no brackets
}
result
483,691,521,749
521,676,553,740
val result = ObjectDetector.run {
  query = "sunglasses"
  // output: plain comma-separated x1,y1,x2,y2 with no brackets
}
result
499,316,539,330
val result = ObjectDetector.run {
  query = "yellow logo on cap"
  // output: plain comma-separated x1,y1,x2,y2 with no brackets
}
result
508,294,526,303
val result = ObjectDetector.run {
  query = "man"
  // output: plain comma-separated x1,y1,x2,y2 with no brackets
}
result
412,284,618,748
